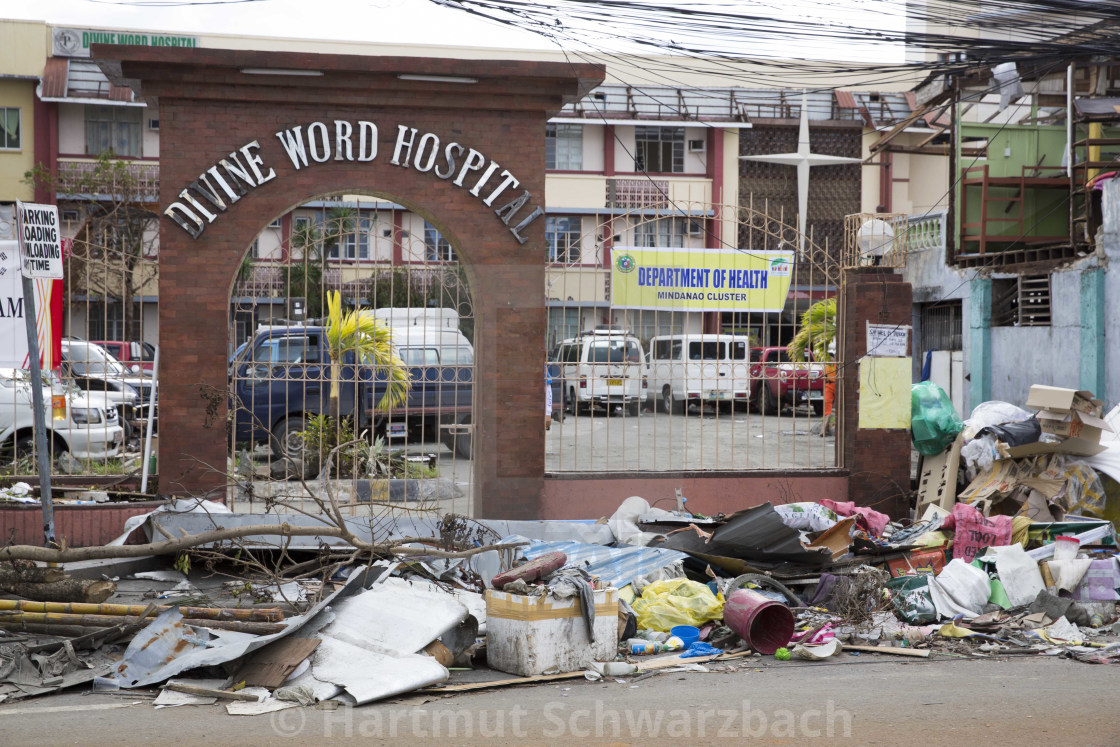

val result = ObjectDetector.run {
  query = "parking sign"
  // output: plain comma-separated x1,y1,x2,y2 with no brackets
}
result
16,201,64,279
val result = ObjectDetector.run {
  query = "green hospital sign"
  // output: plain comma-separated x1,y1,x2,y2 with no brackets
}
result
52,27,199,58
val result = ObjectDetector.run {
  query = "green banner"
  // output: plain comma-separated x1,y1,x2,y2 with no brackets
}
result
610,247,794,312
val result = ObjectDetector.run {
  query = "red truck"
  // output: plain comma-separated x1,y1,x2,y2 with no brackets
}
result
749,346,825,415
92,341,157,373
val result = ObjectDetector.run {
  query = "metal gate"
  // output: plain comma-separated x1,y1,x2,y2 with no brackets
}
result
226,198,475,517
545,198,842,473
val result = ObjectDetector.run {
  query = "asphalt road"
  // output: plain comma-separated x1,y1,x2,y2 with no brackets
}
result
1,657,1114,746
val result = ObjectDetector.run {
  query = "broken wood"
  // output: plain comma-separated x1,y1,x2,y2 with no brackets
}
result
234,637,321,687
0,599,284,622
0,565,66,584
0,578,116,604
0,611,284,635
164,683,262,702
844,645,930,658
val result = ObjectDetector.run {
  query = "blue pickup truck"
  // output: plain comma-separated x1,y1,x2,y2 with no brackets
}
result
229,310,474,460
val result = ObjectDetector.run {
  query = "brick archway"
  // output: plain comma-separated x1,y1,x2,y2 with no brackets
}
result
96,46,603,518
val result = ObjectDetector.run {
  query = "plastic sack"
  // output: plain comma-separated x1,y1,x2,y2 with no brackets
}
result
977,417,1041,447
774,502,838,532
951,502,1012,563
1041,455,1107,516
911,382,964,456
888,575,938,624
632,578,724,632
960,435,999,474
962,401,1034,441
927,559,991,619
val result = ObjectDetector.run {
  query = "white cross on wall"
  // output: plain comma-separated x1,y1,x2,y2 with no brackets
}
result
740,91,862,255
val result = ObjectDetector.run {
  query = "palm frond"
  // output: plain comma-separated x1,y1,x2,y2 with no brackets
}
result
788,298,837,363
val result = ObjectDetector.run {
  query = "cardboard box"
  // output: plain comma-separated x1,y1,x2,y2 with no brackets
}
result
1026,385,1103,417
1036,408,1112,442
1006,438,1107,458
917,433,963,510
486,588,618,676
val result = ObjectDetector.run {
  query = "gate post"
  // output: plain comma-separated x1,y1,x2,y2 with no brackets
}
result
837,267,913,520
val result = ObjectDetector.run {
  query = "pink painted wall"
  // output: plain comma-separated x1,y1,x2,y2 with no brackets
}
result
540,472,849,519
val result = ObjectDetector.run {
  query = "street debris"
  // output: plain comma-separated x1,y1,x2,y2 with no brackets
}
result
0,378,1117,714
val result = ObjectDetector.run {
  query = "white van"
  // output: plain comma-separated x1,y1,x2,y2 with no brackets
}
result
647,334,751,414
556,327,647,415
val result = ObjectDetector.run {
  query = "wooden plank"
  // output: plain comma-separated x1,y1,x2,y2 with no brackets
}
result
420,651,751,693
164,683,263,702
234,637,321,688
844,645,930,658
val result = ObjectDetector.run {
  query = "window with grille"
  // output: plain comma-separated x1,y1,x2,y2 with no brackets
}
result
635,217,686,247
635,126,684,173
545,216,582,262
546,124,583,170
992,275,1051,327
85,105,142,158
0,108,20,150
424,222,457,262
919,300,963,350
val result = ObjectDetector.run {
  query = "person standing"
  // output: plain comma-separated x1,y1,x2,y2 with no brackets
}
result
545,365,553,431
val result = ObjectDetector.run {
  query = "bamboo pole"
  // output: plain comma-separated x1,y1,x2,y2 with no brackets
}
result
0,599,284,622
0,611,284,635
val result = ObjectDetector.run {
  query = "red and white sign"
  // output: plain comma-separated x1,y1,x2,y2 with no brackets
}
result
0,241,63,370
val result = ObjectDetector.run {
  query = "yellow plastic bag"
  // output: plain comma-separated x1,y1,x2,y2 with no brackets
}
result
632,578,724,632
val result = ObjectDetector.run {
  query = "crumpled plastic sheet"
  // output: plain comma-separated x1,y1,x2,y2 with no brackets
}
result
962,401,1035,442
632,578,724,632
927,559,990,620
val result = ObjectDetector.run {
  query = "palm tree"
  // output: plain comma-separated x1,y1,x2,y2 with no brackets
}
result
788,297,837,427
788,298,836,363
324,290,410,421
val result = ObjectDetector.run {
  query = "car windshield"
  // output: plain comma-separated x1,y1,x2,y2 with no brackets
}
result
588,339,642,363
66,342,126,376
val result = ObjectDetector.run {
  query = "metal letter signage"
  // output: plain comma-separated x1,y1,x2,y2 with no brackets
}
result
165,120,543,245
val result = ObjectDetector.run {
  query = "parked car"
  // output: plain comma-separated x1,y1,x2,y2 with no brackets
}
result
60,340,156,442
555,327,648,416
92,340,157,373
749,346,825,415
0,368,125,465
230,308,474,461
647,334,752,414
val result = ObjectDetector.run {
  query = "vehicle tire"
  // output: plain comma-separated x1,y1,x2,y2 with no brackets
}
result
2,435,36,468
627,401,640,417
270,414,309,463
812,400,825,417
121,417,134,446
569,388,581,416
762,385,780,416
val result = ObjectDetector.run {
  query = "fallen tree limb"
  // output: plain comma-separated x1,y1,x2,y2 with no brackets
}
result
0,522,523,565
165,683,263,702
0,565,67,584
0,578,116,603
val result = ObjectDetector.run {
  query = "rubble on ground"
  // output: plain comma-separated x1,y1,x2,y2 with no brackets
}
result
0,380,1117,711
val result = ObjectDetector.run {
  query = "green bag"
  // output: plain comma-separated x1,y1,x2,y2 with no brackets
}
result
911,381,964,456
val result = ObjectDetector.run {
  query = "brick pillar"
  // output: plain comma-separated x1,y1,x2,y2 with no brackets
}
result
838,268,913,520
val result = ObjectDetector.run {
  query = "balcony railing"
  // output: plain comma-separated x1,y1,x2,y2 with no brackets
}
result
606,178,670,210
907,211,948,253
56,158,160,204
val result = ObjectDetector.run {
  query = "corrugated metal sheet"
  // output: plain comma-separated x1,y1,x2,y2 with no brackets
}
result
518,540,687,589
652,502,833,569
41,57,68,99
